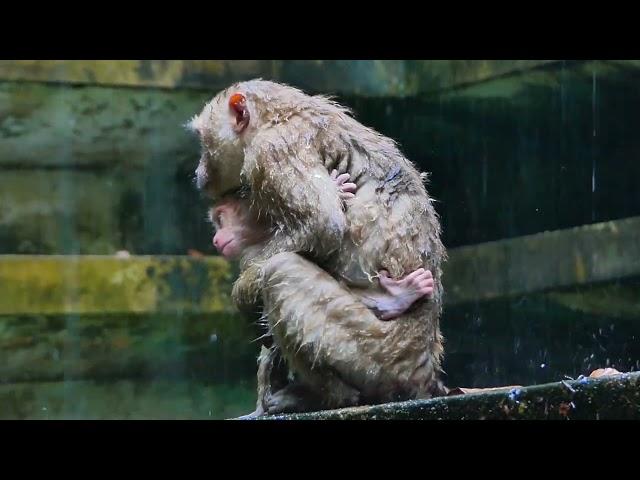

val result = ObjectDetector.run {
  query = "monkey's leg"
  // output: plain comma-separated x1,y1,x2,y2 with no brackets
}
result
264,383,323,415
251,338,346,415
260,252,407,410
235,342,292,419
263,354,363,414
354,268,434,321
239,345,277,418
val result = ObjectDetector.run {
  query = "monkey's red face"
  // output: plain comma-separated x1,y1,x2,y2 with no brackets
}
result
210,198,268,259
211,204,245,258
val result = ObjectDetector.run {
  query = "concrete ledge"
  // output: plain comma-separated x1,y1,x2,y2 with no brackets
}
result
255,371,640,420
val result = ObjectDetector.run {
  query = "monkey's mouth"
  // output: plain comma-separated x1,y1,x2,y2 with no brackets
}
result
218,238,239,258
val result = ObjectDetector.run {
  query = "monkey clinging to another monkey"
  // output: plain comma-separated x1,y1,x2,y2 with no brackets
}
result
189,79,447,415
210,173,435,321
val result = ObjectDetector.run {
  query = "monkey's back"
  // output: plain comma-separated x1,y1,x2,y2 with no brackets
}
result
319,115,447,401
319,113,446,301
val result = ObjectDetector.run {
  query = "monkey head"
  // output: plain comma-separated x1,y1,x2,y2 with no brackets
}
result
188,88,250,198
209,196,269,259
188,79,321,199
189,80,279,199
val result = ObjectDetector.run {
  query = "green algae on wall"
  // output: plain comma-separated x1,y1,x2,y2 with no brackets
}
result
0,255,234,316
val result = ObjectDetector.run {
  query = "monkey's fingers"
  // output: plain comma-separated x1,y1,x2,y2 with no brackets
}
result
418,284,434,297
330,169,339,180
418,279,434,291
341,182,357,193
404,269,433,288
234,409,264,420
335,173,351,185
401,268,426,285
339,192,356,200
414,271,433,284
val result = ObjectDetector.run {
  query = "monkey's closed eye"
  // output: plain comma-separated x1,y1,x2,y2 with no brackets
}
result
208,208,221,226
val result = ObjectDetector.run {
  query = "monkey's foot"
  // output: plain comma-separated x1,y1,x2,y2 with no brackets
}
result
235,408,265,420
377,268,434,320
265,385,318,415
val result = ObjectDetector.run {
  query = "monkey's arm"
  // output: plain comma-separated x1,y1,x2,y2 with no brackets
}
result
232,262,265,312
245,145,347,259
232,238,298,312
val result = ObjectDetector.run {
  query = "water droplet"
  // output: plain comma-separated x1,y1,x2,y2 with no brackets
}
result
508,388,522,404
540,363,546,369
209,333,218,343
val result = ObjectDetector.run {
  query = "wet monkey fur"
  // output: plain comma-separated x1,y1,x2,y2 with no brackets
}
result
209,182,435,416
210,182,435,322
190,79,447,414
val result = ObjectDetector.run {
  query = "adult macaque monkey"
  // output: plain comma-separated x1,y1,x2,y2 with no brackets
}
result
190,79,447,415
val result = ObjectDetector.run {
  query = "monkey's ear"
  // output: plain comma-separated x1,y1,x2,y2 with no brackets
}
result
229,93,250,133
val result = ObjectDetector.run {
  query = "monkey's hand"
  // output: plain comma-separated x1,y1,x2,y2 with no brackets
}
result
330,169,357,201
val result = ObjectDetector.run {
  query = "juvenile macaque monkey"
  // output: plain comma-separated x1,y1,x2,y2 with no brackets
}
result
209,172,435,321
190,79,447,414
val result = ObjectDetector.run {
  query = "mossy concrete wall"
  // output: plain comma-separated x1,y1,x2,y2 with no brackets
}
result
2,216,638,317
0,60,557,96
3,60,640,256
0,255,234,315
